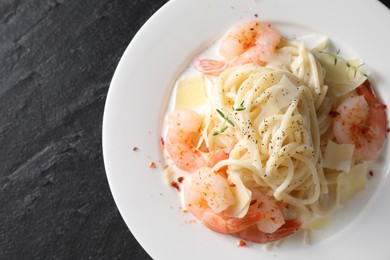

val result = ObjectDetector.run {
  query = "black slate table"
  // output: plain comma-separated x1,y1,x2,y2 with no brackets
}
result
0,1,168,259
1,1,389,259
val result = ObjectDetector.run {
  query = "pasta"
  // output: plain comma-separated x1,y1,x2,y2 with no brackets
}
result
162,20,387,244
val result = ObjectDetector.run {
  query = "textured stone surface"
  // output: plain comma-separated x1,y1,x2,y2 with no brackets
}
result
0,0,168,259
1,1,389,259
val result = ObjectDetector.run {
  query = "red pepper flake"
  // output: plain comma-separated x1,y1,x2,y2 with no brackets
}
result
329,110,340,118
132,146,139,151
160,137,165,147
177,176,184,183
238,240,247,247
250,199,257,206
229,183,236,187
171,181,180,191
149,162,156,168
369,171,374,177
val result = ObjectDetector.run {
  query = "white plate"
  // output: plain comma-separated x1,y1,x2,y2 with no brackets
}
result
102,0,390,259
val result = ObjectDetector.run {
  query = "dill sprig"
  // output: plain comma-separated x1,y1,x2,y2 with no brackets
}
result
318,49,368,78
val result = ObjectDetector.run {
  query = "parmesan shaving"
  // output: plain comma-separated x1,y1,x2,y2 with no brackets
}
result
337,163,367,206
315,53,368,97
297,34,329,52
225,173,252,218
303,216,331,229
323,140,354,172
175,74,207,109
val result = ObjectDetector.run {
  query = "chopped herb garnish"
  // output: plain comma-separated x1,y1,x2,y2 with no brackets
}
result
216,109,234,127
319,49,368,78
334,49,340,65
213,126,228,136
233,101,246,111
213,109,235,136
213,103,247,136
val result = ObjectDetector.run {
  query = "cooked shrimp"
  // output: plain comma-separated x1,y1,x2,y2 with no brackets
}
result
333,80,387,161
195,20,281,76
234,219,301,243
183,167,291,240
164,109,230,172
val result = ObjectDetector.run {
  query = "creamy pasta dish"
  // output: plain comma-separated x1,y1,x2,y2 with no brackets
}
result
161,20,388,244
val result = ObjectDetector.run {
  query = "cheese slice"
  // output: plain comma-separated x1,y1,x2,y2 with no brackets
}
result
304,216,331,229
224,173,252,218
298,34,329,52
337,163,367,206
315,52,368,97
323,140,354,173
175,74,207,110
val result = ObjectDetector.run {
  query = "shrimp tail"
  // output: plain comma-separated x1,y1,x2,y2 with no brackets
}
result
195,59,227,76
206,148,230,168
234,219,301,243
356,80,387,111
265,219,301,242
356,80,388,160
202,210,264,234
225,211,264,233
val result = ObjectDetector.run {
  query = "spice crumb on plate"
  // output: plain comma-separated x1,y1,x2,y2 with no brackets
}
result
149,161,156,168
238,240,247,247
171,181,180,191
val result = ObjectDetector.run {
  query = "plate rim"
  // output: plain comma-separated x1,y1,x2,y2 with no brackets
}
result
102,0,390,259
